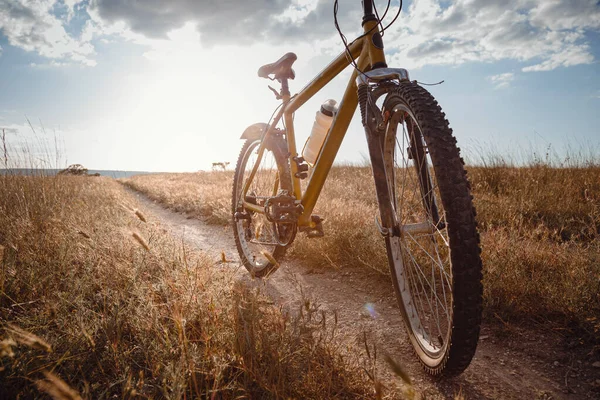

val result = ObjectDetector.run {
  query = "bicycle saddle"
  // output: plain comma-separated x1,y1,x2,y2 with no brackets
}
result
258,52,297,80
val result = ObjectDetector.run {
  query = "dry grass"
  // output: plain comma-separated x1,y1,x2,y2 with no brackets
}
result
123,162,600,336
469,164,600,330
123,171,233,225
0,174,378,398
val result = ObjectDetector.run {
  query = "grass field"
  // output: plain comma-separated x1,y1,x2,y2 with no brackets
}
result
2,158,598,397
0,174,381,398
123,162,600,338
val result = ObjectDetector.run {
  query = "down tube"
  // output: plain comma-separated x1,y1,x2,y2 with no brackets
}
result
299,74,360,226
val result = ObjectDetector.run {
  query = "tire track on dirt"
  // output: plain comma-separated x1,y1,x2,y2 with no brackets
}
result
128,188,591,400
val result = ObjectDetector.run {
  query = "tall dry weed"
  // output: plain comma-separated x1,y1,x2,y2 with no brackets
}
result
0,175,375,398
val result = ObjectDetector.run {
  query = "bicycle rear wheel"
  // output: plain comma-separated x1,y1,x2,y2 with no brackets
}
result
232,133,293,278
379,82,483,376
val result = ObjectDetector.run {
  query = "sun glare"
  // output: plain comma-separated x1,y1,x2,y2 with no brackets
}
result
111,24,284,172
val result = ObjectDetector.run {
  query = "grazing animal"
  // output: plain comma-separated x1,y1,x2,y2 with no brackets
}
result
212,162,230,171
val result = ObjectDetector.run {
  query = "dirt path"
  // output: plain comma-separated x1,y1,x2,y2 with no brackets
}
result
128,189,599,399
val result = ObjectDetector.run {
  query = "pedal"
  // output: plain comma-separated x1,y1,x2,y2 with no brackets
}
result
293,156,310,180
300,215,325,238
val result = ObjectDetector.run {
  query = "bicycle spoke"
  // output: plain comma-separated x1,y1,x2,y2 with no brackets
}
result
406,233,452,320
402,245,431,331
402,243,434,338
403,237,450,321
405,232,451,284
403,243,447,344
403,236,447,313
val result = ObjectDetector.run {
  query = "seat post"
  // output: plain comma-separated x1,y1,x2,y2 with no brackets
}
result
280,78,290,98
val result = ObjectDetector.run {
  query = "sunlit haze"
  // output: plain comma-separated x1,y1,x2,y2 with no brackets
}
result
1,0,599,171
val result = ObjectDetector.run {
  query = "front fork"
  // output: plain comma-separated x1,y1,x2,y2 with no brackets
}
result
358,81,399,236
358,69,443,238
357,70,412,235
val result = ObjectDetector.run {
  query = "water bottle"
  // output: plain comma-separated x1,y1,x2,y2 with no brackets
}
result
302,99,338,165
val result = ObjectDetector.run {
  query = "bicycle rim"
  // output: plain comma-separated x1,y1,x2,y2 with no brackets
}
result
233,139,286,273
384,104,453,362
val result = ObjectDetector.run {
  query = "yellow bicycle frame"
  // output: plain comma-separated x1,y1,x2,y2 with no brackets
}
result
242,19,386,227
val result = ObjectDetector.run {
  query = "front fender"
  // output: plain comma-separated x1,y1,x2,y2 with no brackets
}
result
240,123,268,140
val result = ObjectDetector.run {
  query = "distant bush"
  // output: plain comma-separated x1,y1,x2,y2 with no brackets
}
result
58,164,88,176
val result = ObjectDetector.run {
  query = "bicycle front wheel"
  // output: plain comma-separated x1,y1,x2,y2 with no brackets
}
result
380,82,483,376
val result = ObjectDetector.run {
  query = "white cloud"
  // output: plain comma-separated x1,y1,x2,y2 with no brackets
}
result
522,44,594,72
0,0,96,66
62,0,85,21
1,0,599,72
0,43,3,57
489,72,515,89
84,0,358,47
81,0,599,74
29,60,73,68
385,0,600,72
529,1,600,31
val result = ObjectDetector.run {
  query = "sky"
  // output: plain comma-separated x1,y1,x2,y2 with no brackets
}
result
0,0,599,172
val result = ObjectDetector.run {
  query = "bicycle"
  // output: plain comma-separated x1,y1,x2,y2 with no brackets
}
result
231,0,483,377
